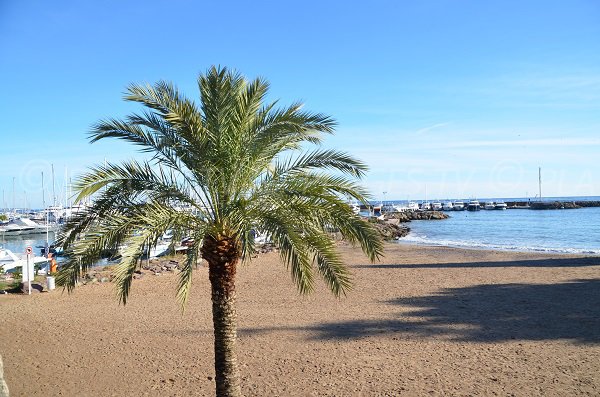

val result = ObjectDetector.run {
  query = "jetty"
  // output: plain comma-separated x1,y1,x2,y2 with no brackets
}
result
505,201,600,210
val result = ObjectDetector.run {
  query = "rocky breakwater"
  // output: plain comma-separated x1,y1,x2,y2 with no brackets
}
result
530,201,580,210
369,218,411,241
507,200,600,209
386,210,450,222
575,200,600,208
367,210,449,242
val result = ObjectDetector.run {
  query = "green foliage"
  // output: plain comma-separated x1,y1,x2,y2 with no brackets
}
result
0,279,20,291
57,66,383,304
0,213,7,221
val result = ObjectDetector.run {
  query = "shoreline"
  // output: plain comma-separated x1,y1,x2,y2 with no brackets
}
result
396,236,600,256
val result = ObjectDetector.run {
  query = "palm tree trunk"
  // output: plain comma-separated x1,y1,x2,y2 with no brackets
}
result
202,235,241,397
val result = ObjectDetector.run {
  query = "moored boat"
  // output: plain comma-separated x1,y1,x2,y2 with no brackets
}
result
407,201,420,211
453,201,465,211
484,201,495,210
442,201,454,211
467,200,481,211
0,218,56,236
432,201,443,211
494,201,508,210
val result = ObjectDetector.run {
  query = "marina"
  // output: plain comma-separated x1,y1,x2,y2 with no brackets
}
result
2,196,599,263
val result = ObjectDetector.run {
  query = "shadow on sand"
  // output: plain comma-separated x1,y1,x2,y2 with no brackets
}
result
240,256,600,344
352,256,599,269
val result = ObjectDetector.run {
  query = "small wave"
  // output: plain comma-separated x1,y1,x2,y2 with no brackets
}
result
399,233,600,255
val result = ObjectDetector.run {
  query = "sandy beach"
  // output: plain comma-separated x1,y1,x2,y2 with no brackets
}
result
1,243,599,396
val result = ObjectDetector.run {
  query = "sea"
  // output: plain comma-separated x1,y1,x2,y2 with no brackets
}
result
0,231,58,258
392,196,600,255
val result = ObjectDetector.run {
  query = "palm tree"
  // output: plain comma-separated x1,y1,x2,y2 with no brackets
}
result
56,66,383,397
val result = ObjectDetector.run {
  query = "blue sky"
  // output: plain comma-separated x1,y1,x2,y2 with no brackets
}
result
1,0,599,208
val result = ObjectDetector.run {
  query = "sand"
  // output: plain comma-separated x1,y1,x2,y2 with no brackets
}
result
1,243,599,396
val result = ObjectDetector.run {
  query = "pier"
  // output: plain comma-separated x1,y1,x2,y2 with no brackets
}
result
506,201,600,210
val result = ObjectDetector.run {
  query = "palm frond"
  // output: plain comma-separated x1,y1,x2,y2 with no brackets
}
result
276,149,369,178
176,234,203,309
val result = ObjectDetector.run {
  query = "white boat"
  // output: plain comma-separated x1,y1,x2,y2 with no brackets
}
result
0,218,55,236
467,200,481,211
432,201,443,211
63,203,90,219
495,202,508,210
0,248,48,273
407,201,420,211
395,203,415,212
453,201,465,211
442,201,454,211
484,201,495,210
43,205,66,223
420,202,431,211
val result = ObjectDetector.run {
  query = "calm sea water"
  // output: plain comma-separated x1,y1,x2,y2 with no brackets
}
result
399,202,600,255
0,232,57,257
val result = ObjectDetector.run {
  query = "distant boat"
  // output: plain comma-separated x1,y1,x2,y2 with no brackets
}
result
0,218,56,236
43,205,66,223
392,204,409,212
453,201,465,211
407,201,420,211
467,200,481,211
431,201,443,211
442,201,454,211
420,202,431,211
484,201,495,210
381,204,397,213
494,202,508,210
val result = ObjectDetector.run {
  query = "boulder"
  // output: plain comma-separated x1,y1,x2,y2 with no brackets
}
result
371,221,410,241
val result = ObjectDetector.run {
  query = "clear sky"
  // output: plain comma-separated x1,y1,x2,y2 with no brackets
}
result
1,0,599,208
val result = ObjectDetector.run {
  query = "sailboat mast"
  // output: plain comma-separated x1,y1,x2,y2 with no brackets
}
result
12,177,15,216
42,172,45,208
64,166,68,208
538,167,542,202
42,172,49,251
51,164,56,207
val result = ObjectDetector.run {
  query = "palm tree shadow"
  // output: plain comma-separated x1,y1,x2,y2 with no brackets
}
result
353,256,599,269
303,279,600,344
